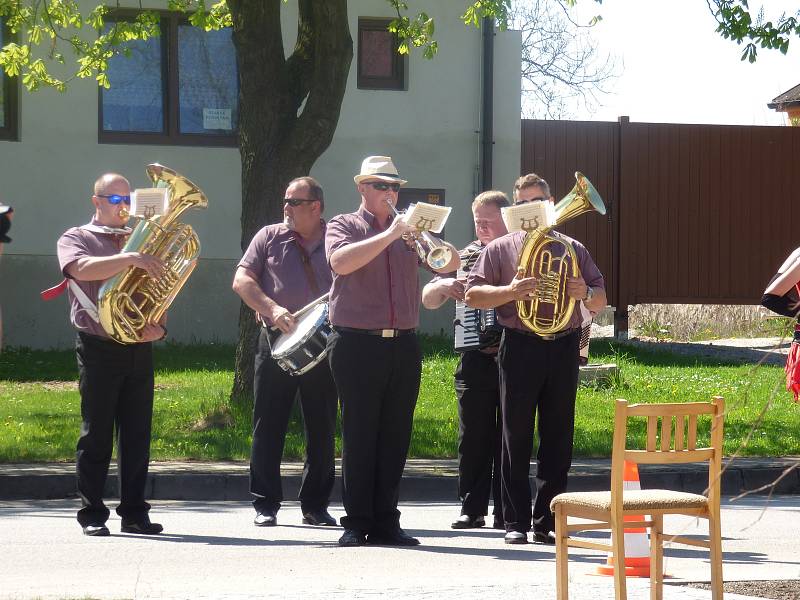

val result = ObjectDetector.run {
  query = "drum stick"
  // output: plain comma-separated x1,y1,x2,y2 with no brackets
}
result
291,293,330,319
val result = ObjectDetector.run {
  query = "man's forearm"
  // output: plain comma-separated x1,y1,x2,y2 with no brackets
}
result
330,230,395,275
232,272,276,317
421,280,450,309
67,254,134,281
464,284,513,309
584,287,607,313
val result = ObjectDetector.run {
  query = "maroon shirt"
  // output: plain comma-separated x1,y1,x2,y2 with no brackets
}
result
57,219,129,339
466,230,604,332
325,205,421,330
238,222,332,324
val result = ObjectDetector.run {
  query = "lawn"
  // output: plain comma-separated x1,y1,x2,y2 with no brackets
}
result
0,337,797,462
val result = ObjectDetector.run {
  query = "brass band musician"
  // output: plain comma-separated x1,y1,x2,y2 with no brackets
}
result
464,173,606,545
422,190,509,530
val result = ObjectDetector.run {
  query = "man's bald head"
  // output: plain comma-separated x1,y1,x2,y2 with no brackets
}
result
93,173,130,197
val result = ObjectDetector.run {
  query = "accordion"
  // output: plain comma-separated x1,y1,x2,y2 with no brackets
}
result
454,242,503,351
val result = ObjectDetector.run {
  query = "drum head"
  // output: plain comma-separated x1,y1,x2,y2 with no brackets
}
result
271,303,328,357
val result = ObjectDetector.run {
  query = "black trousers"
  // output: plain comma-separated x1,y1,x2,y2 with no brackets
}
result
454,349,502,518
75,332,154,526
251,328,338,513
498,328,580,534
327,330,422,533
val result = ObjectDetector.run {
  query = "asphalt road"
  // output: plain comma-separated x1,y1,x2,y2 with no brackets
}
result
1,496,799,600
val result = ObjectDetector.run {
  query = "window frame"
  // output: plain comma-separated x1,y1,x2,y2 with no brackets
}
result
98,10,238,147
357,17,407,91
0,19,20,142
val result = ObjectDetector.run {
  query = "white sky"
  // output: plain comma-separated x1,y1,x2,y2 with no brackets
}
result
567,0,800,125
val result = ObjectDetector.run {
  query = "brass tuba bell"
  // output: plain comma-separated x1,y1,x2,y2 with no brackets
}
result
516,172,605,335
97,164,207,343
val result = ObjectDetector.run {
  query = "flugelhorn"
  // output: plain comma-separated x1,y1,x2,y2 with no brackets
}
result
385,199,454,270
516,172,605,335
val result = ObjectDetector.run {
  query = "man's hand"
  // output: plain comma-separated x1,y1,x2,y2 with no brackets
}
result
506,267,539,301
387,214,415,241
139,324,166,342
270,306,296,334
128,252,166,279
565,276,588,301
436,278,465,301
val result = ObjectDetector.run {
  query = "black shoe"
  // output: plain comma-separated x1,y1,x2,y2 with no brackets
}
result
368,527,420,546
82,523,110,537
254,510,277,527
338,529,367,547
120,517,163,535
532,530,556,545
492,515,504,530
302,509,337,526
451,514,485,529
504,531,527,544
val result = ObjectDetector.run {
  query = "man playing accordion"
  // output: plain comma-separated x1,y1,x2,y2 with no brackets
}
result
422,190,509,530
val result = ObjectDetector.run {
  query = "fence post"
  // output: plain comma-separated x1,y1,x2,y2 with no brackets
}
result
614,116,629,339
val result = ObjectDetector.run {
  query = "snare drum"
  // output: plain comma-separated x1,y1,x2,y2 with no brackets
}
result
270,302,332,376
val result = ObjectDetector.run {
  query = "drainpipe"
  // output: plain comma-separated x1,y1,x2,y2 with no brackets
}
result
480,16,494,191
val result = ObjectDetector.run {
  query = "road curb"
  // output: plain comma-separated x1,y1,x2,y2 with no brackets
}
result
1,458,797,501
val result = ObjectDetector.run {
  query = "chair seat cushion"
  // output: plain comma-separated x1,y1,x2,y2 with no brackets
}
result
550,489,708,513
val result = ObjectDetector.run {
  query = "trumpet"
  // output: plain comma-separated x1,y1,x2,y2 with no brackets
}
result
385,199,454,270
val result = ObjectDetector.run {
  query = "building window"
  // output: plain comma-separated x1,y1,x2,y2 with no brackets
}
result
357,18,406,91
99,13,238,146
0,19,20,142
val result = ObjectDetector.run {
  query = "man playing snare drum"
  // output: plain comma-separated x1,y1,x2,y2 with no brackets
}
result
232,176,338,528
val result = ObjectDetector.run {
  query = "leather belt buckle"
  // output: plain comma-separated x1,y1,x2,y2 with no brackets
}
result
381,329,395,338
540,333,556,341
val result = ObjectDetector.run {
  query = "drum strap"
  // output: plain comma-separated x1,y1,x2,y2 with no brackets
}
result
293,238,321,296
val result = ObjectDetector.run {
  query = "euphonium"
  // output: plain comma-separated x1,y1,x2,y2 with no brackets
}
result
516,172,605,335
385,199,454,270
97,164,208,343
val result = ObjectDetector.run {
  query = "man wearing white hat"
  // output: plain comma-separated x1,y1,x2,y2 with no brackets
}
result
325,156,459,547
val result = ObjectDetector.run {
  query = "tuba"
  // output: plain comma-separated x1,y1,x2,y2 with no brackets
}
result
516,172,605,335
97,164,208,343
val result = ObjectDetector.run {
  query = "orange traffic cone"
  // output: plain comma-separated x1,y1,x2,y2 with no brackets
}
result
596,460,651,578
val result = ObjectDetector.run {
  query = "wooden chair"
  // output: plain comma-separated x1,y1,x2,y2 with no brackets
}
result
550,397,725,600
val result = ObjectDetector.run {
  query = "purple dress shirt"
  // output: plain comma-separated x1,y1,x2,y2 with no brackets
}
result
238,222,332,325
325,205,421,330
466,230,604,332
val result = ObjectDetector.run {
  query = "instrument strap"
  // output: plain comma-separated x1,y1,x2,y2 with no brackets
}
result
292,237,321,297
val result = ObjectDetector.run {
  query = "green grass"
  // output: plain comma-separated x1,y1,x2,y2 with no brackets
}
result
1,337,798,462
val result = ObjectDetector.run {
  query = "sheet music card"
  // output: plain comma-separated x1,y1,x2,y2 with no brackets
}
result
131,188,170,219
403,201,452,234
501,201,555,233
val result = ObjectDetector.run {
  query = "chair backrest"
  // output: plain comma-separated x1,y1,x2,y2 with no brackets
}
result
610,397,725,507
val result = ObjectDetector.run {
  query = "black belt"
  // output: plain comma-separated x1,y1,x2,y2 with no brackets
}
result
507,327,579,341
334,326,416,338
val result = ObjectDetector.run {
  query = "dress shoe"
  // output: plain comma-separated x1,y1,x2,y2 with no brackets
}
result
532,530,556,545
302,509,337,526
492,515,504,530
82,523,110,537
120,517,163,535
504,531,528,545
338,529,367,547
451,514,485,529
367,527,420,547
254,510,277,527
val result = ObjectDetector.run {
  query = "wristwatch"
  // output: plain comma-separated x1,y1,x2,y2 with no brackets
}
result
583,286,594,302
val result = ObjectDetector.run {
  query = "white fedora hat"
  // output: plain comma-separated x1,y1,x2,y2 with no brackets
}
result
353,155,408,185
0,203,11,215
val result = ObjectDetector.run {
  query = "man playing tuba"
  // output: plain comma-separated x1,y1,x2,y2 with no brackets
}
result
55,173,167,536
464,173,606,545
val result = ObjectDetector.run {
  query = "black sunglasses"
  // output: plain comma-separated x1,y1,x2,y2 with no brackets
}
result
96,194,131,205
368,182,401,192
284,198,318,207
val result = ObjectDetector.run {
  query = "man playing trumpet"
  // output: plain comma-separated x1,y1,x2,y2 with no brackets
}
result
325,156,459,547
465,173,606,545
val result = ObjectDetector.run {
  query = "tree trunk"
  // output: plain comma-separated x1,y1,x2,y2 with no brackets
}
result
228,0,353,403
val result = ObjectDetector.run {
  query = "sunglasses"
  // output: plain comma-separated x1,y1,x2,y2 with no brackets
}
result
284,198,318,207
96,194,131,205
368,182,401,192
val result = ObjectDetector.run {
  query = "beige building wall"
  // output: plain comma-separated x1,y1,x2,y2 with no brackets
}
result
0,1,520,349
